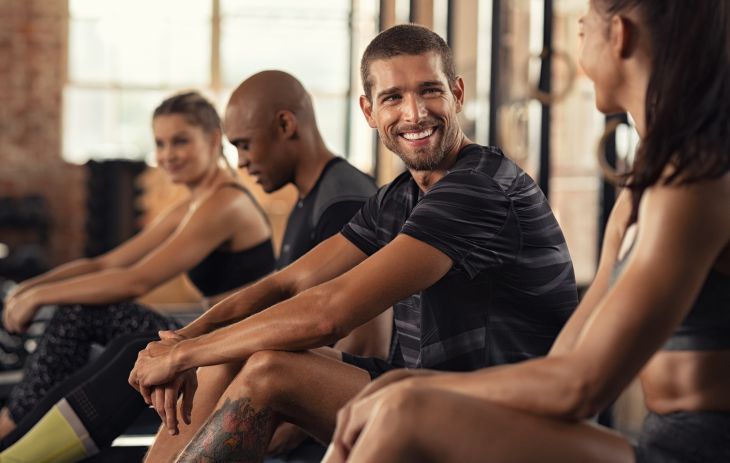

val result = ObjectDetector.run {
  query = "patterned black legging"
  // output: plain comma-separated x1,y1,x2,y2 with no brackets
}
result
6,301,178,421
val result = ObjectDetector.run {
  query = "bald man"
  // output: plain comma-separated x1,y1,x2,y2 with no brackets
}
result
227,71,387,461
225,71,377,269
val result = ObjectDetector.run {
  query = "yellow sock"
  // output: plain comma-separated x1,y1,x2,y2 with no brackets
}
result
0,399,97,463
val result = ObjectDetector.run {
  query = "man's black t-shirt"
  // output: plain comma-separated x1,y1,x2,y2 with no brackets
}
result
342,144,578,371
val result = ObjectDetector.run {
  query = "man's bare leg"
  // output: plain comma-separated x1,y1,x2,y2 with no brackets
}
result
339,387,634,463
144,361,243,463
176,349,371,463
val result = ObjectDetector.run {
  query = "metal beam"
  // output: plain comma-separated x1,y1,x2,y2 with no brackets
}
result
488,0,501,147
538,0,553,198
598,112,628,253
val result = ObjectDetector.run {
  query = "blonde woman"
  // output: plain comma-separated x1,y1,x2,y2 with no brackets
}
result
0,91,275,442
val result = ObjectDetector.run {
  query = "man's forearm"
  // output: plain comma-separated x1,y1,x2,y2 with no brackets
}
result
175,273,293,339
172,285,346,370
333,308,392,359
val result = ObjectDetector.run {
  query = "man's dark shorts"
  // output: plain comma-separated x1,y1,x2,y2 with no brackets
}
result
341,352,398,380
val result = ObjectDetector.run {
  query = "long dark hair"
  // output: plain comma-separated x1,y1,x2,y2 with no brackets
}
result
595,0,730,223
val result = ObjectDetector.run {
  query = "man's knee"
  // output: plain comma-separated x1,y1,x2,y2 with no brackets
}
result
232,350,297,403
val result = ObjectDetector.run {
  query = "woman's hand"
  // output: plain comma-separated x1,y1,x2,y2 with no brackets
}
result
2,289,42,333
325,379,417,463
328,369,438,461
4,282,28,302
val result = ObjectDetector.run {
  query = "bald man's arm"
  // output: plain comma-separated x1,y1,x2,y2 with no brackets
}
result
132,235,451,388
175,234,367,340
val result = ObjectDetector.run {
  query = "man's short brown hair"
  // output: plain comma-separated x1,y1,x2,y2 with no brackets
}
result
360,24,456,100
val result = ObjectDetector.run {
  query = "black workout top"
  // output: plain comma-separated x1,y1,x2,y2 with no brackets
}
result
611,240,730,350
277,157,377,268
342,144,577,370
186,183,276,297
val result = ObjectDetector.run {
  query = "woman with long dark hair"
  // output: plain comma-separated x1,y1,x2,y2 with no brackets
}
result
325,1,730,461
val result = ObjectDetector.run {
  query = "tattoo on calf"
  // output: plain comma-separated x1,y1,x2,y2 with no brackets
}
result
178,397,275,463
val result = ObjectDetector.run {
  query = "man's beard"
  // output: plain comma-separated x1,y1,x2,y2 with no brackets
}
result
380,122,450,171
392,144,447,171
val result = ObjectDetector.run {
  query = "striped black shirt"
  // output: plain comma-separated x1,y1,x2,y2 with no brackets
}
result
342,144,577,371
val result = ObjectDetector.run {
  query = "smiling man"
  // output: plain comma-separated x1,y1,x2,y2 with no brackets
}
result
129,25,577,463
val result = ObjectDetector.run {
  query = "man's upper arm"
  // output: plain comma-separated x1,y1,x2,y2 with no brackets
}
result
175,234,367,339
320,234,453,333
400,171,513,279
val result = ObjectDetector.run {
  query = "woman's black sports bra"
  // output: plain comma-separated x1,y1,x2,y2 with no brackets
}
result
186,183,276,297
611,238,730,351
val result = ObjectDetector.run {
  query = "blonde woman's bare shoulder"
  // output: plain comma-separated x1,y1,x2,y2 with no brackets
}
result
195,183,270,248
145,197,192,230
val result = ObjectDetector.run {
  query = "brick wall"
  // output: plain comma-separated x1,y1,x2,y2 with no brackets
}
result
0,0,86,267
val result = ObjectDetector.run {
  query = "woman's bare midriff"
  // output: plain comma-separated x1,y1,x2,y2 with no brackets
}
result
640,349,730,414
